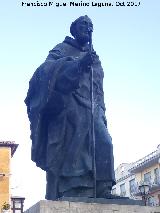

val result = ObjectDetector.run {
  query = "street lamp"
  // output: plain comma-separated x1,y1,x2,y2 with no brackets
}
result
139,183,150,206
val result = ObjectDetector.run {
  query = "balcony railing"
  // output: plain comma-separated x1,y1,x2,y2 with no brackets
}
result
131,177,160,196
153,176,160,185
129,150,160,172
142,177,160,188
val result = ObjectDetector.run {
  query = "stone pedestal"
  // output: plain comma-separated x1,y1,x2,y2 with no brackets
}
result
24,199,160,213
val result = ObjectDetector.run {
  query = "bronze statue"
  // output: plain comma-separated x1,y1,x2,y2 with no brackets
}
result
25,15,115,200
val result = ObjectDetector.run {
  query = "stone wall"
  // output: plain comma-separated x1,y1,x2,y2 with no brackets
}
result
24,200,160,213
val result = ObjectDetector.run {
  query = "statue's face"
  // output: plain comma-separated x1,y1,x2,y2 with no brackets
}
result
75,18,93,45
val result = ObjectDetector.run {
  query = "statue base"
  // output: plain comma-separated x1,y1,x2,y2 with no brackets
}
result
24,198,160,213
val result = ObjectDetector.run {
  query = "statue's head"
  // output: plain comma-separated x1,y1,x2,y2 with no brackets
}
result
70,15,93,45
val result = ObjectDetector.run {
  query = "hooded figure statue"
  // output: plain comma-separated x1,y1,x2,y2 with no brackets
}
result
25,15,116,200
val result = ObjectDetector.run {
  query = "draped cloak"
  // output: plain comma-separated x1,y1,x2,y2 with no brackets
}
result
25,36,115,199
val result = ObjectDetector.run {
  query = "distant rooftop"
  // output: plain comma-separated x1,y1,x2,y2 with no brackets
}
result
0,141,18,157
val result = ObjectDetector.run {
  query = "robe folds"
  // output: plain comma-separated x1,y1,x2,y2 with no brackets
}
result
25,36,115,199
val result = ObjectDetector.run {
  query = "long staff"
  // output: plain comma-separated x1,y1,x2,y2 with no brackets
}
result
89,30,96,198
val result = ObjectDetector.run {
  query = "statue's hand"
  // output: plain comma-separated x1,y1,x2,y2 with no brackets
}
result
79,51,95,69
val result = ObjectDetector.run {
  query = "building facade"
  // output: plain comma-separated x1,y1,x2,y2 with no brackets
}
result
112,163,139,199
113,145,160,206
0,141,18,210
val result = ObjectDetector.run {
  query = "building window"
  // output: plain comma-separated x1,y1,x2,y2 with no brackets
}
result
120,183,126,196
129,178,136,194
154,168,159,184
112,187,116,195
144,172,151,184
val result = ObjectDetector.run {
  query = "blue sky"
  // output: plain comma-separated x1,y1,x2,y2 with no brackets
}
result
0,0,160,210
